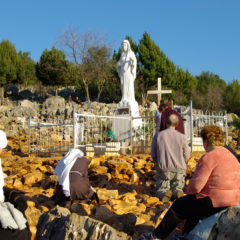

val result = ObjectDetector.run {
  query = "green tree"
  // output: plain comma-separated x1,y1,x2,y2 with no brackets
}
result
194,71,226,110
137,32,176,104
85,45,113,101
56,27,110,102
18,51,37,85
224,80,240,115
36,47,74,88
175,68,197,105
0,40,19,84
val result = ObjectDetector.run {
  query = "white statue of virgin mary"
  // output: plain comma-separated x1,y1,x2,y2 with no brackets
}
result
116,40,141,129
116,40,138,110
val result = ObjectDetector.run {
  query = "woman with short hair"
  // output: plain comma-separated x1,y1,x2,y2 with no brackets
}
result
142,125,240,240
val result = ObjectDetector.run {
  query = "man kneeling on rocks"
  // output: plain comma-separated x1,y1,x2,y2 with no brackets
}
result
151,114,190,202
54,149,99,205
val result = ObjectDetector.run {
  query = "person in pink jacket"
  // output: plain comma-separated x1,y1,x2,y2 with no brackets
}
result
142,125,240,240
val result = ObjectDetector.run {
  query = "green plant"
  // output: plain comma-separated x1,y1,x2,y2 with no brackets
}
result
232,114,240,147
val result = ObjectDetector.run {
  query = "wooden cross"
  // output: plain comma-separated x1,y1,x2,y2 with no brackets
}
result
147,78,172,106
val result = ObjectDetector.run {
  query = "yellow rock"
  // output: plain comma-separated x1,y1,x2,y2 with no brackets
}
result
13,178,23,188
92,166,108,174
27,201,35,207
134,159,146,169
97,188,119,201
122,156,134,164
24,171,43,185
70,202,92,215
120,192,137,202
145,196,160,206
25,206,42,227
89,157,105,167
130,172,140,184
29,226,37,240
135,214,151,225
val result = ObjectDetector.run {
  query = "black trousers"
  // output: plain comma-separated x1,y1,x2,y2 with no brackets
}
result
0,227,31,240
153,194,226,239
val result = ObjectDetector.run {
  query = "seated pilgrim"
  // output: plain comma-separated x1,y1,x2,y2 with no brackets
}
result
0,130,31,240
142,125,240,240
54,149,99,204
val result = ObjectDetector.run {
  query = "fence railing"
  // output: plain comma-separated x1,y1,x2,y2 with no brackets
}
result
28,101,228,155
181,101,228,151
28,118,73,155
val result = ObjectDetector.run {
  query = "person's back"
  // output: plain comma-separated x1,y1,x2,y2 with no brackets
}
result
187,146,240,207
160,106,184,134
153,128,189,173
151,114,190,202
69,157,95,201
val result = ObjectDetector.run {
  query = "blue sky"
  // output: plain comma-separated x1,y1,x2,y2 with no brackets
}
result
1,0,240,84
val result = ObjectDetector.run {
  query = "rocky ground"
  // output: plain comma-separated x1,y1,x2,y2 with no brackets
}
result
0,92,239,239
1,133,208,240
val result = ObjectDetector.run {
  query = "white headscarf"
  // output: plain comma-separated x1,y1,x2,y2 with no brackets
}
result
55,148,84,197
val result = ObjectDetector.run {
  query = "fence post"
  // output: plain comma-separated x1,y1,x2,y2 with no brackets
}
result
28,116,31,155
190,101,193,152
225,111,228,145
73,108,77,149
130,111,133,155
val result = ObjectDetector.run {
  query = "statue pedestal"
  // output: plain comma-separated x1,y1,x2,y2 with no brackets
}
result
116,107,129,115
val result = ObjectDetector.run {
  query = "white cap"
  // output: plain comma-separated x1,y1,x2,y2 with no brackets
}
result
0,130,7,149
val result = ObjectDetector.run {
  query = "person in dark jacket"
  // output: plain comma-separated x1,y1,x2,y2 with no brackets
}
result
54,149,99,205
160,103,184,134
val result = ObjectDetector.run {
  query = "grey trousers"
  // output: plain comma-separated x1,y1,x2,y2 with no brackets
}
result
156,170,186,199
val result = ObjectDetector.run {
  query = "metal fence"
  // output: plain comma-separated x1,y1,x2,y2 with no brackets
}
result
28,101,228,155
28,118,73,155
72,110,155,156
180,101,228,151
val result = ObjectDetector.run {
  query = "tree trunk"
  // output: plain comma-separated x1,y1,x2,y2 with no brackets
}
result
96,83,104,102
141,92,147,106
83,79,90,102
1,86,3,105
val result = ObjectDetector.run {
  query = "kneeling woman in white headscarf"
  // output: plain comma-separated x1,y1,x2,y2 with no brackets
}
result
0,130,31,240
54,149,98,205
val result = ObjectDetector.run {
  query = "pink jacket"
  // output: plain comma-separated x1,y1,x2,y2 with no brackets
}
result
187,147,240,207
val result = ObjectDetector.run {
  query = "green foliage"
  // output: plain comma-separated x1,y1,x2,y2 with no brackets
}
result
36,47,75,86
18,51,37,85
224,80,240,115
137,32,165,101
0,39,38,86
193,71,226,111
0,40,20,84
232,114,240,130
85,45,113,101
196,71,226,94
101,77,121,103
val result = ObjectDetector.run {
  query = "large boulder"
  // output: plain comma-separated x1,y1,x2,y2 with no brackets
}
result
42,96,66,117
4,85,19,98
6,105,37,117
42,96,66,109
36,207,132,240
209,206,240,240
